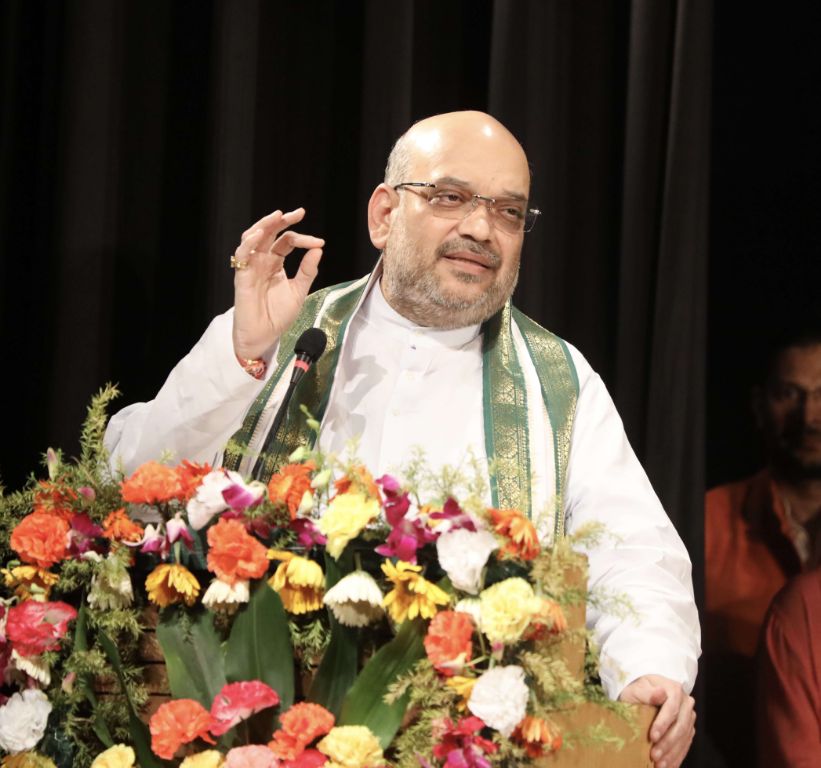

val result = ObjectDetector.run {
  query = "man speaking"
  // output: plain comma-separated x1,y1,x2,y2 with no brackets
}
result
106,111,699,768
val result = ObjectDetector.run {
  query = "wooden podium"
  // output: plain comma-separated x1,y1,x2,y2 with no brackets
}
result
535,557,656,767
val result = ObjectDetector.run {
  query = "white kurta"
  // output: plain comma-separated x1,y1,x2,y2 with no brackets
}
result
105,279,700,699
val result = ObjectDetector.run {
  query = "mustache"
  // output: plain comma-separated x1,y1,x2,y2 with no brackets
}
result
436,238,501,266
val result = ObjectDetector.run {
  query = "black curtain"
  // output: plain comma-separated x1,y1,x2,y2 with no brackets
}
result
1,0,711,762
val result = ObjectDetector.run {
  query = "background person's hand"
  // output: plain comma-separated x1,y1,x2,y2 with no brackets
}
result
619,674,696,768
231,207,324,360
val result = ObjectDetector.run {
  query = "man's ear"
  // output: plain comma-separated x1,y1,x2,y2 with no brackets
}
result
368,183,396,249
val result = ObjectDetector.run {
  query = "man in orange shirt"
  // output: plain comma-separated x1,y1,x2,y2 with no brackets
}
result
705,328,821,765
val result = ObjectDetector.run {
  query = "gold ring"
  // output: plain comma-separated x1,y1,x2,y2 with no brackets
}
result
230,254,249,270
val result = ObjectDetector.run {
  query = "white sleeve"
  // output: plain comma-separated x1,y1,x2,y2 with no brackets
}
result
563,345,701,699
104,309,277,475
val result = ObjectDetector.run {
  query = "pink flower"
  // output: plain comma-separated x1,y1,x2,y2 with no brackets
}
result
432,716,497,768
283,750,327,768
5,601,77,657
166,515,194,548
210,681,280,736
222,478,266,513
374,476,434,563
290,518,327,548
225,745,280,767
429,498,477,533
68,513,103,556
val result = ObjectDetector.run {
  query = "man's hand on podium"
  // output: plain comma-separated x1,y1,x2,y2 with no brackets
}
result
620,674,696,768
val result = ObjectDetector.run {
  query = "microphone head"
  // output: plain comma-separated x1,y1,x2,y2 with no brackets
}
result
294,327,327,362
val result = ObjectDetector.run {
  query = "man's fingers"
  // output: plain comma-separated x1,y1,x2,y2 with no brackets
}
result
292,247,323,296
269,231,325,258
649,688,681,742
240,207,307,244
652,698,695,767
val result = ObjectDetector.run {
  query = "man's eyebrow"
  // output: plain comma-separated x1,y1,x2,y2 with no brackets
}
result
433,176,528,201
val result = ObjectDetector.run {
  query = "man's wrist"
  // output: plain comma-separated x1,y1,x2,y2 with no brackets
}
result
236,354,267,380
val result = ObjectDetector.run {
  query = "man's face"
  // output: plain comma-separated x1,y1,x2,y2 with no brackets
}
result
760,344,821,477
379,124,530,329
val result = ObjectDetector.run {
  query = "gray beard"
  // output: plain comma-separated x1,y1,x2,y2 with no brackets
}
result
380,236,519,330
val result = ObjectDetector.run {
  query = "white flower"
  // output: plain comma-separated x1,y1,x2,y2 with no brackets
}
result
10,649,50,686
454,597,482,630
467,665,528,737
88,552,134,610
202,578,250,611
436,528,498,595
323,571,385,627
0,688,52,753
186,470,239,529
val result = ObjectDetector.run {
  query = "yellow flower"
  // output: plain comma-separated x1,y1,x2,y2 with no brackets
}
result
2,566,59,601
446,675,477,710
2,754,57,768
179,752,225,768
317,725,384,768
318,492,379,559
268,552,324,614
90,745,136,768
479,577,539,645
381,560,449,623
145,563,201,608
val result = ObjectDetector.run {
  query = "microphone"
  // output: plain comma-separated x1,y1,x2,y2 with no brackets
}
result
253,328,327,479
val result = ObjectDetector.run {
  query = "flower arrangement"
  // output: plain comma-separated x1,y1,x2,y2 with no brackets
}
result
0,387,640,768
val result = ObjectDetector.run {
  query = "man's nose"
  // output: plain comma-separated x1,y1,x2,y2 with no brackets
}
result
456,201,493,241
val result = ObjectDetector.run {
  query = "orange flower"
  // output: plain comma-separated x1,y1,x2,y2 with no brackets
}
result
424,611,474,676
32,480,78,520
10,512,70,569
207,518,269,585
267,462,315,519
334,465,381,501
488,508,540,561
149,698,215,759
527,597,568,640
103,508,145,544
512,715,562,757
176,460,213,501
269,702,335,759
121,461,185,504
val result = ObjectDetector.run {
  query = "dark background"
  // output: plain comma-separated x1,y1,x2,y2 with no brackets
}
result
0,2,819,766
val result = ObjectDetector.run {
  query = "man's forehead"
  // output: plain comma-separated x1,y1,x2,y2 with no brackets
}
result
772,344,821,382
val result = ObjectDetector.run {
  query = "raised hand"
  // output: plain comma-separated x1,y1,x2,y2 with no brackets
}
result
231,208,324,360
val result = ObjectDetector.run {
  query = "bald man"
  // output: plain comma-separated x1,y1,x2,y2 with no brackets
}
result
106,112,699,767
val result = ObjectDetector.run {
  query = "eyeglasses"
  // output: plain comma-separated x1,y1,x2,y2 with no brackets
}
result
393,181,541,234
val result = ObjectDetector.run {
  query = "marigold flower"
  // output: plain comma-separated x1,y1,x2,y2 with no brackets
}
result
176,460,213,501
479,578,538,645
381,560,450,623
179,750,224,768
32,480,77,520
225,745,279,768
488,508,540,561
323,571,384,627
149,699,215,760
512,715,562,757
269,553,324,614
424,611,474,676
121,461,185,504
317,725,383,768
333,465,381,501
268,462,316,519
145,564,200,608
269,702,335,760
207,518,269,585
6,600,77,657
102,509,144,544
210,681,280,736
2,566,59,601
10,512,70,569
90,744,137,768
317,492,380,560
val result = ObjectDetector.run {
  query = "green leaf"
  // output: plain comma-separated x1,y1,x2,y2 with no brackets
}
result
225,581,295,709
338,618,426,748
98,631,168,768
308,551,358,715
74,605,114,748
156,607,227,707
